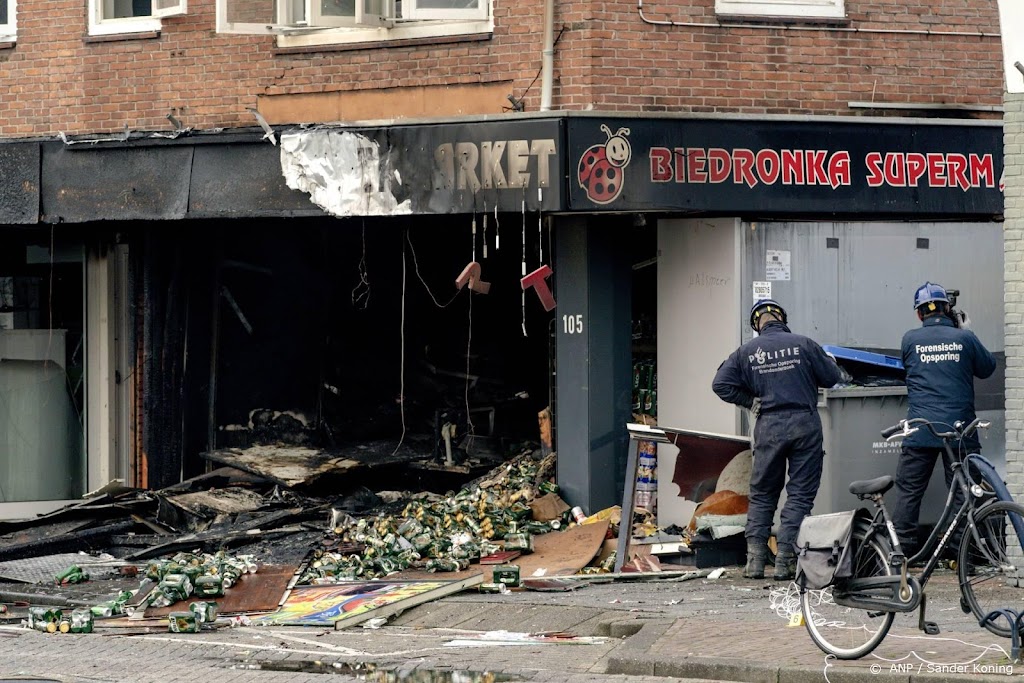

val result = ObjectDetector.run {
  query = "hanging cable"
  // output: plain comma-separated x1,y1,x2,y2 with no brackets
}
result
406,231,460,308
351,221,371,310
521,193,527,337
538,189,544,264
482,201,489,260
392,228,408,456
471,212,477,262
464,290,475,438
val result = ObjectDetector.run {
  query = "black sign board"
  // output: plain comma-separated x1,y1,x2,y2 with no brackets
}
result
566,117,1003,216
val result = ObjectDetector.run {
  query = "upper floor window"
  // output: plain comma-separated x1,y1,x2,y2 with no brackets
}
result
715,0,844,20
217,0,491,47
0,0,15,42
88,0,186,36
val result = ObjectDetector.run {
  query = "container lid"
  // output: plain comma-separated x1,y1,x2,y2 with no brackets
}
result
823,345,904,371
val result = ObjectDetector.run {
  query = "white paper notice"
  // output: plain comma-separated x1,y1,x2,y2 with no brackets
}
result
766,250,791,281
753,281,771,302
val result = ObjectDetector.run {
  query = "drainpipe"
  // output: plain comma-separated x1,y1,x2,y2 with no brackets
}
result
539,0,555,111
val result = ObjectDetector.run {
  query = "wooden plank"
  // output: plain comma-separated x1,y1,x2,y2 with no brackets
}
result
615,437,641,573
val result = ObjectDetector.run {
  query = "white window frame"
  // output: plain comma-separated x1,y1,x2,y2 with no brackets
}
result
309,0,390,29
0,0,15,43
403,0,487,22
715,0,844,20
88,0,186,36
216,0,490,46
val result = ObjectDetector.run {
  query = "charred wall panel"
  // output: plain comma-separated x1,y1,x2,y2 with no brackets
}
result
0,143,40,224
40,144,192,223
188,144,323,218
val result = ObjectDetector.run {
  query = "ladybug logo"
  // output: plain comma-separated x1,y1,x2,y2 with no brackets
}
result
577,124,632,205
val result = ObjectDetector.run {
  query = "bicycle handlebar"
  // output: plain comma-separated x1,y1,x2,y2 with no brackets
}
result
880,417,990,444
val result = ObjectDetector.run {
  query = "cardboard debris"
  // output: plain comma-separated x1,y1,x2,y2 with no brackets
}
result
396,519,609,582
143,564,298,619
529,493,570,522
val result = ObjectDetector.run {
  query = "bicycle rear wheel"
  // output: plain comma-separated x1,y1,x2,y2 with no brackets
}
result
802,528,895,659
959,500,1024,638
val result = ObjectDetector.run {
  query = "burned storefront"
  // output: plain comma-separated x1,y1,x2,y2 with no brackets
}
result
0,113,1007,553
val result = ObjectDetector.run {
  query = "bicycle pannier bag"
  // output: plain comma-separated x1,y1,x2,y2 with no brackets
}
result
795,509,867,590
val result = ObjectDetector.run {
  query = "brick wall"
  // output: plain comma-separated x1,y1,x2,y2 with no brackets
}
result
0,0,1006,138
1005,91,1024,501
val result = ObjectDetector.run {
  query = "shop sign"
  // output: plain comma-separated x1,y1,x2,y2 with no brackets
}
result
567,118,1003,216
421,119,563,213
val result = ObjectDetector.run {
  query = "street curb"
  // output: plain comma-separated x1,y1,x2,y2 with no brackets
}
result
604,620,1022,683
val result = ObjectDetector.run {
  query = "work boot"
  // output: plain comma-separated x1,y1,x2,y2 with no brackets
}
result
744,541,767,579
774,549,797,581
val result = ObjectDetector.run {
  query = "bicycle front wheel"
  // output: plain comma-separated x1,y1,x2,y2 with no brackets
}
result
959,500,1024,638
802,529,895,659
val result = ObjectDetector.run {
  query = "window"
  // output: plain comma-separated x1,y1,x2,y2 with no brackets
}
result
715,0,844,20
0,232,86,517
217,0,491,46
0,0,15,43
88,0,186,36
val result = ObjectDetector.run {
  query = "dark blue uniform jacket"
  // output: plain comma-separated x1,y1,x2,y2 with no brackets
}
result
901,315,997,451
712,322,842,413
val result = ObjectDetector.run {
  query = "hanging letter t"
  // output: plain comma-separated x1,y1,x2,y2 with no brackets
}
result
522,265,556,312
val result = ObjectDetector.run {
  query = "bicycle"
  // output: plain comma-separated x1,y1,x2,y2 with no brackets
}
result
800,416,1024,659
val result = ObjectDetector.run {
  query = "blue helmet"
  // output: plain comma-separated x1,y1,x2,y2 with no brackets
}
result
750,299,787,331
913,282,949,314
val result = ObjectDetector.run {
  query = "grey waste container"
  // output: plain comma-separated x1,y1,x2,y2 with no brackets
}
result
811,386,949,523
808,385,1007,528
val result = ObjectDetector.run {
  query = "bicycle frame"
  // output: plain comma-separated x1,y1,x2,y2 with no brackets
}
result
837,438,1001,613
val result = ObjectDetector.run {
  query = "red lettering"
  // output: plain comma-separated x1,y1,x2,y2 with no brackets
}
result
781,150,804,185
865,152,884,187
522,265,556,312
884,153,907,187
733,149,757,187
946,153,969,191
455,262,491,294
970,154,995,188
687,148,707,183
673,147,686,182
807,151,829,185
756,150,780,185
708,149,731,183
649,148,672,182
827,152,851,188
906,153,927,187
927,153,946,187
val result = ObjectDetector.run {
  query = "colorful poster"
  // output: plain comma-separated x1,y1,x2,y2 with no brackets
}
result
254,578,478,627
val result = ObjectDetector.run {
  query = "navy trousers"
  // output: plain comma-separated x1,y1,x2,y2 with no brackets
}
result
892,445,967,555
746,410,825,552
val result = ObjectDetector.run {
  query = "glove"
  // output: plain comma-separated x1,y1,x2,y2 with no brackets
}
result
956,310,971,330
750,397,762,419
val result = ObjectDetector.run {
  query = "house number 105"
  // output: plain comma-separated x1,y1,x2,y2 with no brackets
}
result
562,314,584,334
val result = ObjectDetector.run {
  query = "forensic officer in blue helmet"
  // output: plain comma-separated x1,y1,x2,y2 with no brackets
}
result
892,282,996,556
712,299,842,580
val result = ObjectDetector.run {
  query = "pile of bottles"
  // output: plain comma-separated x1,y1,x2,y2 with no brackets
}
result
300,452,572,583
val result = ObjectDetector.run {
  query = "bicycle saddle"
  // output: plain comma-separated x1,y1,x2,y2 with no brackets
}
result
849,475,894,496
